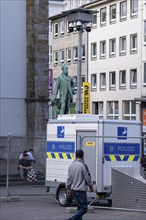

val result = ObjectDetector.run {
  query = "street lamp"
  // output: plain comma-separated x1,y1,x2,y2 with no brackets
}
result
63,8,97,114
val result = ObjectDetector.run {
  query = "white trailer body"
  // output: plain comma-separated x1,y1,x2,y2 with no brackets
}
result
46,114,142,204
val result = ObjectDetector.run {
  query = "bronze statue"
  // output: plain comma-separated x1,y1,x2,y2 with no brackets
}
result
53,64,75,116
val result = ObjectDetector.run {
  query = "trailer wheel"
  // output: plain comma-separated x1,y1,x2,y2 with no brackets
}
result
57,188,72,206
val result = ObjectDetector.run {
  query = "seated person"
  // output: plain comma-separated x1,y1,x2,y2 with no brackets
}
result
27,149,36,163
19,150,28,160
18,154,32,179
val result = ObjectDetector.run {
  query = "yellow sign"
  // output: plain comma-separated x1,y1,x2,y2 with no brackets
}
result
85,142,96,147
83,82,90,114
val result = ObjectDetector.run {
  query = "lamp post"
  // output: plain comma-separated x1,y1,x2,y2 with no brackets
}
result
63,8,97,114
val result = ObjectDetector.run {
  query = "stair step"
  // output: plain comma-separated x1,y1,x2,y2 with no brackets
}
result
0,173,45,186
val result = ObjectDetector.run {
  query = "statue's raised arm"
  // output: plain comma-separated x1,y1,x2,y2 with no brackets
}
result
53,64,75,115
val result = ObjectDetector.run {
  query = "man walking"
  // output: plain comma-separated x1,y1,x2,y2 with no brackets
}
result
66,149,93,220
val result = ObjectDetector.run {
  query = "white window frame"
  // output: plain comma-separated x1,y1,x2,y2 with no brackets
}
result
82,45,85,61
66,48,71,64
91,43,97,59
93,102,104,117
119,70,126,88
120,1,127,21
130,34,137,53
53,50,58,65
144,21,146,44
73,46,78,62
119,36,126,55
91,74,97,90
60,21,65,36
109,38,116,57
100,41,106,59
100,7,106,26
130,69,137,88
130,0,138,18
49,20,52,33
110,4,116,23
92,14,97,27
54,23,58,37
49,45,52,64
109,71,116,89
60,49,64,64
100,72,106,90
107,101,119,119
123,101,136,120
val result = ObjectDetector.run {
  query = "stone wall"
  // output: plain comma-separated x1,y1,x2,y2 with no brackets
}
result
25,0,49,166
26,0,49,137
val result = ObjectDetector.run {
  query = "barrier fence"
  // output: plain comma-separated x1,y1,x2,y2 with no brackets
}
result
3,134,46,197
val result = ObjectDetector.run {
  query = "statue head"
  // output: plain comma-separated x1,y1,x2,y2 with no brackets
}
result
62,64,68,76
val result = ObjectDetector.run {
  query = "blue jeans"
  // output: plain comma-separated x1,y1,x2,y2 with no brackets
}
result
67,190,88,220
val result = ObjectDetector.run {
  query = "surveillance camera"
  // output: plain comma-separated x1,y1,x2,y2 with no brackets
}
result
76,21,82,31
86,27,91,32
68,22,74,32
85,22,92,32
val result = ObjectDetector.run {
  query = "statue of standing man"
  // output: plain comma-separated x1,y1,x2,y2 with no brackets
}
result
53,64,75,115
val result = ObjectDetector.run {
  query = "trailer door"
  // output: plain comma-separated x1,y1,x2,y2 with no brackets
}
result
76,131,97,185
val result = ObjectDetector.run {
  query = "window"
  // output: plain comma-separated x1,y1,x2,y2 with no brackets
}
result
81,75,85,87
73,75,85,92
110,4,116,23
54,23,58,37
100,7,106,26
92,14,97,26
120,1,127,21
144,21,146,43
107,101,119,119
91,74,97,90
73,46,78,62
100,72,106,90
49,20,52,33
144,62,146,84
49,46,52,64
123,101,136,120
130,0,138,17
119,70,126,88
73,76,77,92
130,34,137,53
119,36,126,55
109,71,116,89
66,48,71,64
82,45,85,61
100,41,106,59
130,69,137,88
60,49,64,64
53,50,58,65
93,102,104,117
91,43,97,59
109,38,116,57
60,21,65,36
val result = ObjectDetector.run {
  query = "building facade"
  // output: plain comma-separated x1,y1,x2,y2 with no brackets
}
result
86,0,146,122
50,0,146,124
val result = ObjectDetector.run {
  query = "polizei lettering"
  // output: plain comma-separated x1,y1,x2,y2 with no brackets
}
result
117,146,134,152
59,144,73,151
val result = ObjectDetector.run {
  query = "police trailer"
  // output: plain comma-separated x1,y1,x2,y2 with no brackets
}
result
46,114,142,206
